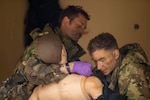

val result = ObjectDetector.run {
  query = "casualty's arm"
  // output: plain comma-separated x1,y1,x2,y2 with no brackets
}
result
84,76,103,99
84,76,127,100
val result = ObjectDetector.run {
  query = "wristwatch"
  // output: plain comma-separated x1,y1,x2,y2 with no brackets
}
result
65,63,71,74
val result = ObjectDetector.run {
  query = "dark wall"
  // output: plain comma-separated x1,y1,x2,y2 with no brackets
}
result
24,0,63,47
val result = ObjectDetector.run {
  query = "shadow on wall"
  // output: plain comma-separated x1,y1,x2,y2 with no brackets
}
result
24,0,63,47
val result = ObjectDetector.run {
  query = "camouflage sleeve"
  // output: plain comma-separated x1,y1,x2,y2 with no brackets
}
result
22,25,67,85
119,63,150,100
24,57,67,85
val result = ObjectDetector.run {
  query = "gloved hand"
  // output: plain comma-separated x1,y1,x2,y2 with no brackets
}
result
72,61,92,76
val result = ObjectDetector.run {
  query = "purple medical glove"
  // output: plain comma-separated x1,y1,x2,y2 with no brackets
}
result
72,61,92,76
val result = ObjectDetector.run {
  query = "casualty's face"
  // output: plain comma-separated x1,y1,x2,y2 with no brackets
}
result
66,14,87,42
59,44,67,64
91,49,119,75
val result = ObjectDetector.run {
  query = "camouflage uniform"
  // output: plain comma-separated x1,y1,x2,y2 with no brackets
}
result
93,43,150,100
0,23,86,100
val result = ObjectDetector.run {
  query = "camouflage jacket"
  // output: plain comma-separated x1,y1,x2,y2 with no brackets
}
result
45,23,86,62
0,23,86,100
94,43,150,100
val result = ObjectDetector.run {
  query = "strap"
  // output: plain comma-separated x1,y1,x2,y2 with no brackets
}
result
66,63,71,74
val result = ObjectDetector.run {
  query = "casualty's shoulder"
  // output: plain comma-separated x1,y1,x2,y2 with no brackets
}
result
85,76,103,88
84,76,104,99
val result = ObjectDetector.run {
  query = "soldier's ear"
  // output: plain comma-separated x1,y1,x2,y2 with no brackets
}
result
61,45,67,56
113,49,120,59
59,44,67,64
63,16,70,24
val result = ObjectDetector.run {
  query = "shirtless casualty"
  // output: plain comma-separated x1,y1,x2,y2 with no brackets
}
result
29,73,103,100
29,62,127,100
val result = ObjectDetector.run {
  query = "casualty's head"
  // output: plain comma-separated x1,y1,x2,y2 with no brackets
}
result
35,33,67,64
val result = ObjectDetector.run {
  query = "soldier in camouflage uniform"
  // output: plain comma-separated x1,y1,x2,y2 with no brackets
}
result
87,32,150,100
0,5,90,100
0,27,66,100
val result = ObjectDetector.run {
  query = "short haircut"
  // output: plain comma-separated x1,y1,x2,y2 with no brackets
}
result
58,5,90,27
87,32,118,55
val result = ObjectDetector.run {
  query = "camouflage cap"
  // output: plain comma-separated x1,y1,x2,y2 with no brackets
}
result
35,33,63,64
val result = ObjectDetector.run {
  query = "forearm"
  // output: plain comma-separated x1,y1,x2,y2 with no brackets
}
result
24,58,66,85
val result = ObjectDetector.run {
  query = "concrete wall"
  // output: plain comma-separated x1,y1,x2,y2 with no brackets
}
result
0,0,150,82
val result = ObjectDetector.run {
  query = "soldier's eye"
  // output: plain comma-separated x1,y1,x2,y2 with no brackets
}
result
99,57,105,62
